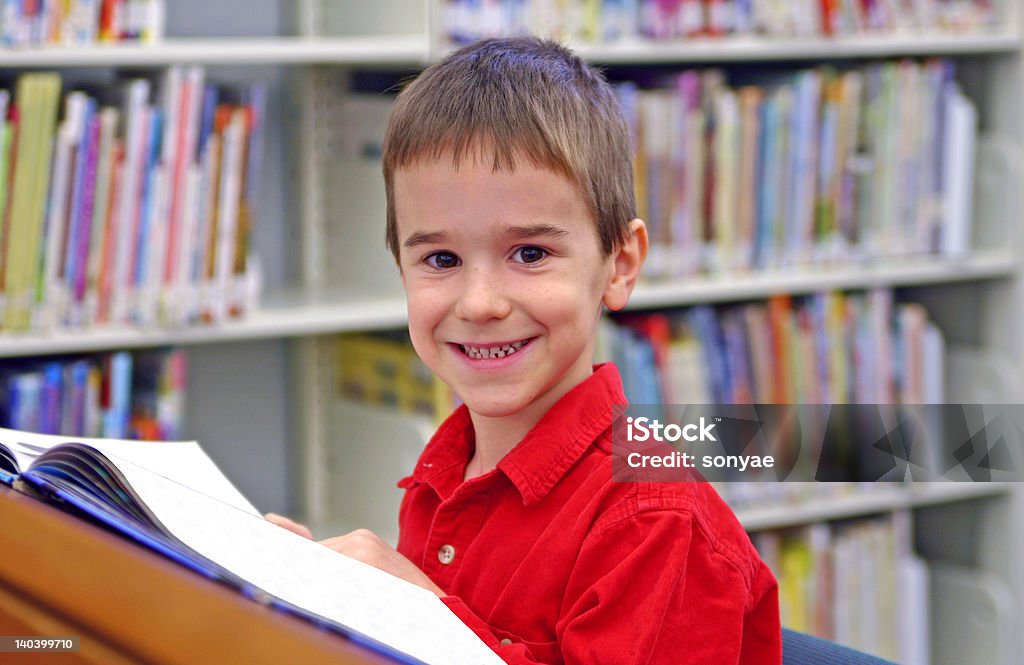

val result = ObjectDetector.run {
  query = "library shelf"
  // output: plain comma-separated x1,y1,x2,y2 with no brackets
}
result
0,31,1015,69
627,249,1016,310
0,292,409,358
0,250,1010,357
0,35,430,68
568,30,1022,64
735,482,1011,532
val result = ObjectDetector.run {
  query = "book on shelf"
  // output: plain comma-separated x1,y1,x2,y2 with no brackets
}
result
0,0,164,48
0,68,265,334
0,426,502,665
335,332,458,425
0,347,185,440
614,58,979,280
751,512,926,663
440,0,999,45
604,288,945,407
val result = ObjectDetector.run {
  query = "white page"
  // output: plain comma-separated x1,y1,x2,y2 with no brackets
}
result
2,440,39,472
0,427,258,516
104,455,503,665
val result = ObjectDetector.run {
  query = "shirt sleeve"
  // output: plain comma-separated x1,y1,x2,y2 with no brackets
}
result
439,508,781,665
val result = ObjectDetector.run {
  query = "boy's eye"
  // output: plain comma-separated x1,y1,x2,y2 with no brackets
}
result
425,251,461,269
512,246,548,264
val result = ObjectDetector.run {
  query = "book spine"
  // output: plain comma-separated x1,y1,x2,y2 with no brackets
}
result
112,78,150,324
212,109,245,323
133,106,162,323
40,95,77,331
41,361,62,434
103,349,131,438
0,91,12,326
83,106,118,326
9,74,61,331
70,108,100,326
158,65,181,310
96,142,123,323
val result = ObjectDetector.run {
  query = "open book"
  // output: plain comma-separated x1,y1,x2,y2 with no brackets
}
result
0,428,502,665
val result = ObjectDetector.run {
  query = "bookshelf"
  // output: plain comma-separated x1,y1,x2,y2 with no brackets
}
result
0,36,430,67
570,31,1024,62
0,250,1009,357
0,0,1021,661
0,32,1015,68
735,482,1012,532
291,1,1024,662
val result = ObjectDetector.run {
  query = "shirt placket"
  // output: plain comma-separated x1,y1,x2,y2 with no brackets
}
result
422,478,494,590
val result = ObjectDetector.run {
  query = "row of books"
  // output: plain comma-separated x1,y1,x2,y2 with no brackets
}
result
442,0,997,45
616,58,977,279
600,289,944,406
752,513,927,664
334,288,942,422
0,68,265,333
1,0,164,48
0,346,185,441
334,333,458,424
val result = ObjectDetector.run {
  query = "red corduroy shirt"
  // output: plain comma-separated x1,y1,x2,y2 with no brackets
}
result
396,363,781,664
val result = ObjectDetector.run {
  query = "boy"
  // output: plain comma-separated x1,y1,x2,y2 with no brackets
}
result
270,37,781,664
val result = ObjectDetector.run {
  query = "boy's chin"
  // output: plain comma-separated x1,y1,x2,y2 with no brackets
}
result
461,394,534,420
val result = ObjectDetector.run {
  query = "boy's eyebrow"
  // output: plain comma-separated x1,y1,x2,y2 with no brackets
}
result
502,224,570,240
403,230,450,249
403,224,570,249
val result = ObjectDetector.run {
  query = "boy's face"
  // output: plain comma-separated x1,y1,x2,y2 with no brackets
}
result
394,154,625,420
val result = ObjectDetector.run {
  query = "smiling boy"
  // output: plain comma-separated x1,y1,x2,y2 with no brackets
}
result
270,37,781,664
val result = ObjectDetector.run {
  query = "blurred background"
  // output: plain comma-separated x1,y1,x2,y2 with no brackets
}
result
0,0,1020,662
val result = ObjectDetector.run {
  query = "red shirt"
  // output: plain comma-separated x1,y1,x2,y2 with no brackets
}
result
396,363,781,664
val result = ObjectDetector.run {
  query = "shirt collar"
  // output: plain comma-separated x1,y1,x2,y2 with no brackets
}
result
402,364,627,506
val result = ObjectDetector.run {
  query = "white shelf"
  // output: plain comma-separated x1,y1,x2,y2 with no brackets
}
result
0,35,430,67
572,30,1021,63
628,250,1017,310
0,251,1010,357
0,30,1015,68
0,292,408,357
737,482,1012,531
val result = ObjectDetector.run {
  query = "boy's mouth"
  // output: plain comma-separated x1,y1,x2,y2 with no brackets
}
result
457,338,533,360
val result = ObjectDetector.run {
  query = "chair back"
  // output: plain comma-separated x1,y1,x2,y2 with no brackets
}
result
782,629,898,665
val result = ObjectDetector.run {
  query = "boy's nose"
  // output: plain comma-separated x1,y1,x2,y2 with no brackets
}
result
454,266,512,323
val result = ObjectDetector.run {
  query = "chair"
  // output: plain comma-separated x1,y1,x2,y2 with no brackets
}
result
782,629,898,665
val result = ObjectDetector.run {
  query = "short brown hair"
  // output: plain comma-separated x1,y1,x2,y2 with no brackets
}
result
382,37,636,261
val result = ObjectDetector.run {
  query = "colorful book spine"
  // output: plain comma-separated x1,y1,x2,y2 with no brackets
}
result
614,58,974,280
610,288,944,407
441,0,996,44
2,0,162,46
0,69,265,333
0,347,183,439
5,73,60,331
752,514,910,661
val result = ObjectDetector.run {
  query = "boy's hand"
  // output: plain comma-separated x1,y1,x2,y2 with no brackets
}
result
264,516,444,597
320,529,446,598
264,512,313,540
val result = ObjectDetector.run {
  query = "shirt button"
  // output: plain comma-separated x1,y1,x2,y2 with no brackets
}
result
438,544,456,565
499,638,513,646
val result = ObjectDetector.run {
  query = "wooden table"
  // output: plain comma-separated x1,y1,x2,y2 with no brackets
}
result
0,485,391,665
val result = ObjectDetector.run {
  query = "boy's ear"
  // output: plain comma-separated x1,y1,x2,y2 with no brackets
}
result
602,219,648,312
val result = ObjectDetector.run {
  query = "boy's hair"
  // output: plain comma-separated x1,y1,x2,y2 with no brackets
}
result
382,37,636,261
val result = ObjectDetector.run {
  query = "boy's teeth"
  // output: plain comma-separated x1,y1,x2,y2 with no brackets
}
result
460,340,528,359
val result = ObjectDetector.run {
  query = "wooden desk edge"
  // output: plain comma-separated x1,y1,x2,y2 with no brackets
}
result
0,485,392,665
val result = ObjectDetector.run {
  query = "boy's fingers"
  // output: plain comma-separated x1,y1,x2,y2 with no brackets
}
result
264,512,313,539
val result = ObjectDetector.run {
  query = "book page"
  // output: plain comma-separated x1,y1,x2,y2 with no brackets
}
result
105,455,503,665
86,439,259,516
0,427,258,516
1,440,39,472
